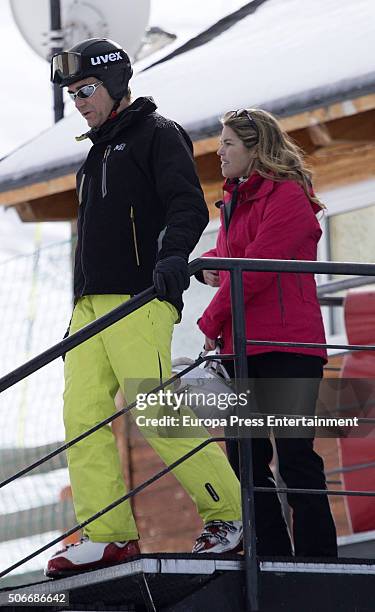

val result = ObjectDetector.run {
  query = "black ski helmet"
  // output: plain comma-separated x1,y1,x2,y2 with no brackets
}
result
51,38,133,101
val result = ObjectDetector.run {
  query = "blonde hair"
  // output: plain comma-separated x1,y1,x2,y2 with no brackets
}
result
222,108,325,209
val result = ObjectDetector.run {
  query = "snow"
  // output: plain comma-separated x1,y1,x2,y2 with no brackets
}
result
0,109,90,188
139,0,247,71
134,0,375,125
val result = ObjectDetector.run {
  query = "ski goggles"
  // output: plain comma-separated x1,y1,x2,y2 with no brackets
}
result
51,52,82,83
68,81,103,101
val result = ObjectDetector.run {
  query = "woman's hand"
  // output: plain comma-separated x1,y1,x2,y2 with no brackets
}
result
204,336,217,351
203,270,220,287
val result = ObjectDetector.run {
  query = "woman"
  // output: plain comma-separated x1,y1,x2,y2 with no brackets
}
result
197,108,337,557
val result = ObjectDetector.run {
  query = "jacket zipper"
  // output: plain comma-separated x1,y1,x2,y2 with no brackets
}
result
130,205,140,266
277,273,286,327
78,173,85,205
102,145,111,198
223,208,233,257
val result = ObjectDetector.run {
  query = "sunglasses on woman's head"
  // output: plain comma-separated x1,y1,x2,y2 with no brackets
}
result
229,109,259,137
68,81,103,101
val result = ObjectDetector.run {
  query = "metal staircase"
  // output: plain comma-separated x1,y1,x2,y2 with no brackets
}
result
1,257,375,611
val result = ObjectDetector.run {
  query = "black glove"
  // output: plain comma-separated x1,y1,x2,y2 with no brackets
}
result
153,256,190,300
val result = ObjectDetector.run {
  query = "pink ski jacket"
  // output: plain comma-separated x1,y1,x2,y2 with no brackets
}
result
198,173,327,361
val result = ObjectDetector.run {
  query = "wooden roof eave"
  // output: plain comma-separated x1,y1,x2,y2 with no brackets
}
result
1,90,375,222
0,173,76,208
0,174,78,222
193,91,375,157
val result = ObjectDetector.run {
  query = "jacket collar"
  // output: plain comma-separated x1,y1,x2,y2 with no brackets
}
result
223,172,274,202
76,96,157,144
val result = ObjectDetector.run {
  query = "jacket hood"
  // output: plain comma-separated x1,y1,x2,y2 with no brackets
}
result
76,96,157,144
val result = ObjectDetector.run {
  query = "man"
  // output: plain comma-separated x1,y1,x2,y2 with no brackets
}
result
46,38,242,577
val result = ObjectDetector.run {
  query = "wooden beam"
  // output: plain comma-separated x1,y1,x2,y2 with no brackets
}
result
280,93,375,133
307,124,333,147
15,190,78,222
0,173,76,207
193,93,375,157
310,140,375,191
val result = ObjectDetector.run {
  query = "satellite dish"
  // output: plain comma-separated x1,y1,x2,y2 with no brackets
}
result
10,0,151,60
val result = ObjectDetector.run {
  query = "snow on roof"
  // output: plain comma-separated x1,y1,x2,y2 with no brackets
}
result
136,0,375,134
1,0,374,194
0,111,91,192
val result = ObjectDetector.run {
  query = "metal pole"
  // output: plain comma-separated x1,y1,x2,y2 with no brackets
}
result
317,275,375,296
50,0,64,122
230,267,259,612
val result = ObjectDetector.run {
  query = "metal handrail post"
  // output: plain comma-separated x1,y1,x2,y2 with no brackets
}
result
50,0,64,123
230,268,259,612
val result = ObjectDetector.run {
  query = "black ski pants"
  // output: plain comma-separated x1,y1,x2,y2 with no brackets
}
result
225,351,338,557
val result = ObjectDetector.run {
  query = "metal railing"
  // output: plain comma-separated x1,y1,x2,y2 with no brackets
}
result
1,257,375,612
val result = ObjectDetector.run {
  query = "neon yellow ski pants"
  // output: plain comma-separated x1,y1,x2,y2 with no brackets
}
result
64,295,241,542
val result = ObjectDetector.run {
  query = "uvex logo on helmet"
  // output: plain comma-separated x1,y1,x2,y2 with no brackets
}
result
91,52,123,66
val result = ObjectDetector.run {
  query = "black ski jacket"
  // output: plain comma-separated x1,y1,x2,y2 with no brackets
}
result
74,97,208,313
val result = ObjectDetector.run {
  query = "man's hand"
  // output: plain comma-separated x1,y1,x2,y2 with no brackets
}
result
153,256,190,300
203,270,220,287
